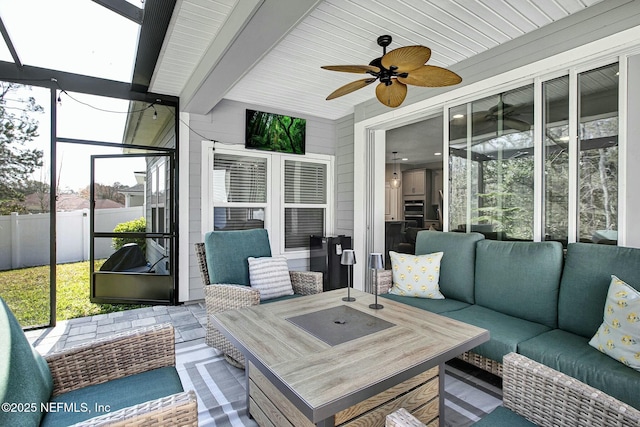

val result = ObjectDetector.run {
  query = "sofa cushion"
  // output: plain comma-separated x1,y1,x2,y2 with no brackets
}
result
204,229,272,286
444,305,551,363
381,293,470,314
388,251,444,299
40,366,183,427
474,240,563,328
0,297,53,427
472,406,536,426
414,231,484,303
248,256,294,300
518,328,640,410
558,243,640,338
589,275,640,372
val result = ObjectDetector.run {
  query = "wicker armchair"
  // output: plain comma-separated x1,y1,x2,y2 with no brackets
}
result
42,324,197,426
195,234,322,368
474,352,640,426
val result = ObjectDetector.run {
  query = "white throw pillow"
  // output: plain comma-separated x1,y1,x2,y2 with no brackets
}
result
388,251,445,299
247,256,294,301
589,275,640,372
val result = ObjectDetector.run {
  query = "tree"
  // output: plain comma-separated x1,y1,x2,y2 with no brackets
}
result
0,82,44,215
79,182,126,205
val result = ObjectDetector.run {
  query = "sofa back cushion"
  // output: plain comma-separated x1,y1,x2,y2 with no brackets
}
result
414,231,484,303
204,229,272,286
0,297,53,427
475,240,564,328
558,243,640,338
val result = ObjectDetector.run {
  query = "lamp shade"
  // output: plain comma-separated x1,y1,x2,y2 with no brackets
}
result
341,249,356,265
368,253,384,270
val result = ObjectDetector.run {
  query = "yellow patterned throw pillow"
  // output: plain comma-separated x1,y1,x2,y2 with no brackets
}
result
589,275,640,372
388,250,444,299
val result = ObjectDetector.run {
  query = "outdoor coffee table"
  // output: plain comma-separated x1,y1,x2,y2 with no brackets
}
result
210,288,488,427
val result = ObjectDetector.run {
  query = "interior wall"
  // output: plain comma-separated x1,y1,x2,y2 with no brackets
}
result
185,99,338,300
625,54,640,248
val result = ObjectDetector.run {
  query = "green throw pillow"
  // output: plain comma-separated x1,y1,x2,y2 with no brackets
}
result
388,251,444,299
589,275,640,371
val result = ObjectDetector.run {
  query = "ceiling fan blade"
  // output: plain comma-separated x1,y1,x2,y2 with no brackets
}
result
321,65,381,74
375,79,407,108
397,65,462,87
503,117,531,132
381,46,431,73
326,78,377,100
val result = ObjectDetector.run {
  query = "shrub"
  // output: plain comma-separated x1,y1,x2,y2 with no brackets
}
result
112,217,146,252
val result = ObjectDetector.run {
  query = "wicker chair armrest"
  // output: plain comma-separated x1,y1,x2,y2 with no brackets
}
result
73,390,198,427
45,324,175,397
205,283,260,312
377,269,393,294
502,352,640,427
290,271,323,295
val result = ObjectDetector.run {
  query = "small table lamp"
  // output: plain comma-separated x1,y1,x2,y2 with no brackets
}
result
368,253,384,309
340,249,356,302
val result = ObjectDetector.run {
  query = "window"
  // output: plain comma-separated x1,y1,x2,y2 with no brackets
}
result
283,160,327,249
212,153,267,230
150,160,166,247
449,85,535,240
448,62,619,245
543,76,570,243
578,64,619,244
204,145,333,255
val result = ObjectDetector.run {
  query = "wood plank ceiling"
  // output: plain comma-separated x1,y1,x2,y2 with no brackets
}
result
151,0,604,120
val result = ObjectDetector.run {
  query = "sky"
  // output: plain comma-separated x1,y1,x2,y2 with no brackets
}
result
1,0,145,192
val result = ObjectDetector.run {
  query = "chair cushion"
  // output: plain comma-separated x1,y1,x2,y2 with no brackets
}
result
589,276,640,372
444,305,551,363
474,240,563,329
518,328,640,410
0,297,53,427
248,256,294,301
558,243,640,338
388,251,444,299
381,293,470,314
472,406,536,426
414,231,484,303
204,229,272,286
40,366,183,427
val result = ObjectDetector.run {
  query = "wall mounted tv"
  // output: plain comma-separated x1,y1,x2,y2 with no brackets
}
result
245,109,306,155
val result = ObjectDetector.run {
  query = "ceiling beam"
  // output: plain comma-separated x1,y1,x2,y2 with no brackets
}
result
0,61,178,106
130,0,177,93
181,0,323,115
91,0,144,24
0,17,21,67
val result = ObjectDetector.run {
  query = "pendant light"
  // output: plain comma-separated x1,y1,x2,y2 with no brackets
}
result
390,151,401,189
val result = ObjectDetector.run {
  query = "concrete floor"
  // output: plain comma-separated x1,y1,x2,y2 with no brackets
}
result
25,302,207,355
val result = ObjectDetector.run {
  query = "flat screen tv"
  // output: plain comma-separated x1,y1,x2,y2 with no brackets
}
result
245,109,305,154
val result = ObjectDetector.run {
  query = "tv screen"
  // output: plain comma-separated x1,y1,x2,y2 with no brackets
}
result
245,109,305,154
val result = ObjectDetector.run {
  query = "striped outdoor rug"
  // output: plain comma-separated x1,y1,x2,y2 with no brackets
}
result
175,339,502,426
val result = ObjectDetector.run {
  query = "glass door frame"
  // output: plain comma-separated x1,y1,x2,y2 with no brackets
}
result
90,151,177,304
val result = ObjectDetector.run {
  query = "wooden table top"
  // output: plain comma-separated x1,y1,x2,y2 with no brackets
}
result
210,288,489,423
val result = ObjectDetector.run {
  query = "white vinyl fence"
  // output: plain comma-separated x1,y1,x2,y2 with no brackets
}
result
0,207,144,270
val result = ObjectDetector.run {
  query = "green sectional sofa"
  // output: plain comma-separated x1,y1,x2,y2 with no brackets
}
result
380,231,640,410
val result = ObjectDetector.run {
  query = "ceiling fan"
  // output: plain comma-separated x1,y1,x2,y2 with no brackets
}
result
321,35,462,108
451,100,532,133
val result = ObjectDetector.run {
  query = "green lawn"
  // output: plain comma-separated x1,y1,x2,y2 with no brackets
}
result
0,260,147,327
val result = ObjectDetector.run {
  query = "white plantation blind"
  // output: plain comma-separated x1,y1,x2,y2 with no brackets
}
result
284,160,327,249
284,160,326,204
213,153,267,203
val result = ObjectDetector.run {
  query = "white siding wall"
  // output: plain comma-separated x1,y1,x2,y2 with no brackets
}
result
185,100,339,301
